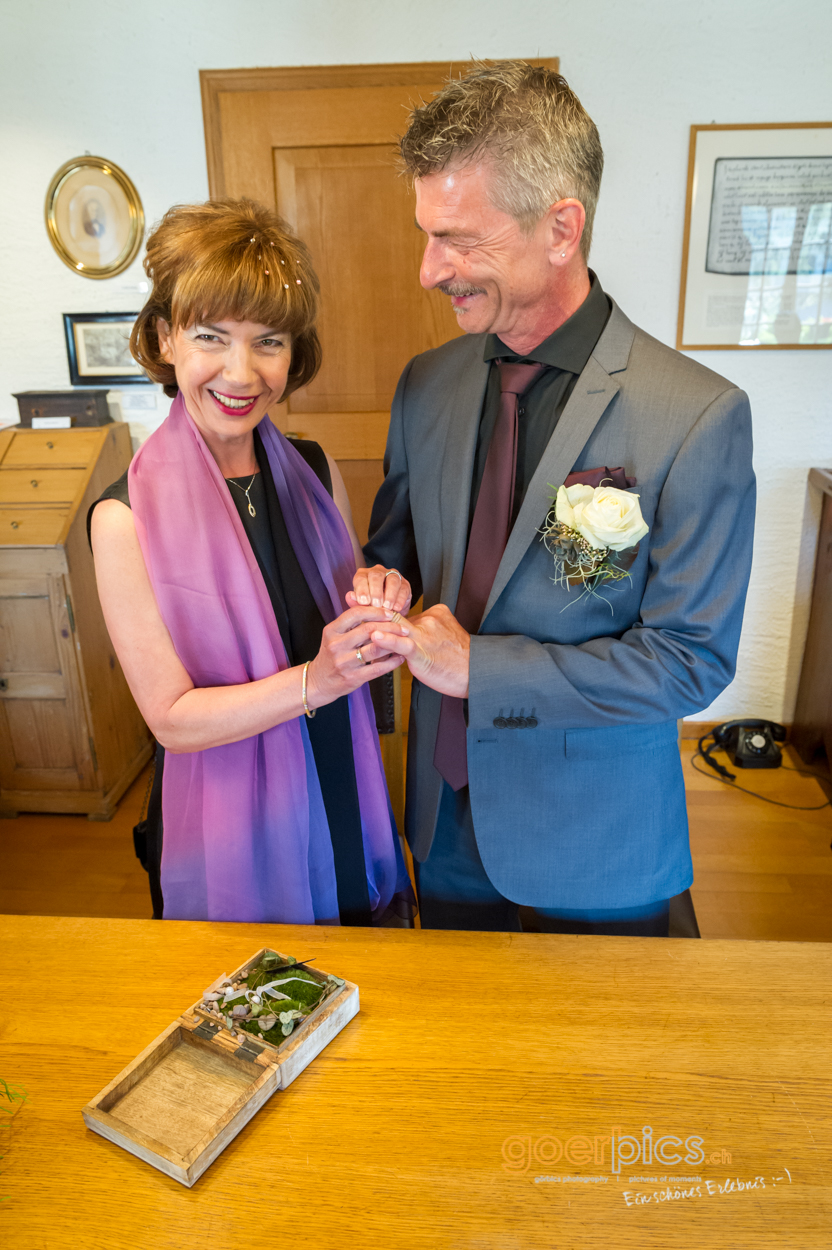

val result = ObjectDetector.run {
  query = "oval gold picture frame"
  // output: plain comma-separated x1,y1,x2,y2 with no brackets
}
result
44,155,144,280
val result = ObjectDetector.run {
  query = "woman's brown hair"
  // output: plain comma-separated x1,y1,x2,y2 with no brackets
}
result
131,199,321,398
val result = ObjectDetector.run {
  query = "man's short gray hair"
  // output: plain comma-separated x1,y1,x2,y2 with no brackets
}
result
400,61,604,259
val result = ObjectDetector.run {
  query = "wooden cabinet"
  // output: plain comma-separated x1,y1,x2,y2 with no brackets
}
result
792,468,832,799
0,423,152,819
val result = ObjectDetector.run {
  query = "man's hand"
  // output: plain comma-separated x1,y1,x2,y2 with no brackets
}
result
347,565,412,613
370,604,470,697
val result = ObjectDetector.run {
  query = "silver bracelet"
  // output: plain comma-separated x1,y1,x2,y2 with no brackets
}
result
302,660,316,719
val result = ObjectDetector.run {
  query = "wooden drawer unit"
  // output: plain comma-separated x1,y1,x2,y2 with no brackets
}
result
0,425,152,819
0,508,69,546
0,469,85,504
2,428,102,467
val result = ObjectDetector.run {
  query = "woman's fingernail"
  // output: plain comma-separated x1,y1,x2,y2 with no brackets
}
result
383,600,392,610
359,595,370,605
372,597,381,607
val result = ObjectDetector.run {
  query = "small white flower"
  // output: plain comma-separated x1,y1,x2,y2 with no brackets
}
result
569,485,648,552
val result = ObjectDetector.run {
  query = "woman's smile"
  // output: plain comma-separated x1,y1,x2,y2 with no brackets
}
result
207,389,260,415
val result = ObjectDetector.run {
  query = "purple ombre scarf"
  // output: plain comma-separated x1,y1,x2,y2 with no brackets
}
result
128,393,406,923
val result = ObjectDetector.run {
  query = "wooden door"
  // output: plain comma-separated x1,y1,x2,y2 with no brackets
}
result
200,59,558,540
0,573,96,797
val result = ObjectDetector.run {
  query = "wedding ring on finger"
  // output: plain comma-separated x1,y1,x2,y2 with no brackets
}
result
384,568,402,591
356,648,370,666
389,611,404,624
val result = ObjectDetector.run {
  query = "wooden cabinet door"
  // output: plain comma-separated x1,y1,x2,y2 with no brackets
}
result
200,59,557,539
0,575,96,794
793,489,832,779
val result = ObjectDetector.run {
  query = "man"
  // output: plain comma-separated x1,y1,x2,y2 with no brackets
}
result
354,62,755,936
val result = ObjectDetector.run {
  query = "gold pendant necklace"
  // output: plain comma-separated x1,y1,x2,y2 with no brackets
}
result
228,473,257,517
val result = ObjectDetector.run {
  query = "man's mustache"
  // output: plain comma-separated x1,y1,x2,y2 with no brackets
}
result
437,283,487,298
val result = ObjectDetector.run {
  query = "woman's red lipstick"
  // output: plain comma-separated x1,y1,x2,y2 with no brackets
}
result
208,389,259,416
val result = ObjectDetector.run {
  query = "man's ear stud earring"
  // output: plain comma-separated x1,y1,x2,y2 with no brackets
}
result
561,252,566,257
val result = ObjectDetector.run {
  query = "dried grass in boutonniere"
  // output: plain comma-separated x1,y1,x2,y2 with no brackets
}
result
541,481,649,611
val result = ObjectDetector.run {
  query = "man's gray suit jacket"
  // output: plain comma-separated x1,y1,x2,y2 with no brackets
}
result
365,300,755,910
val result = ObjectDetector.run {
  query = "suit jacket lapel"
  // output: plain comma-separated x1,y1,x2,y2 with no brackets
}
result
481,302,635,624
438,350,490,607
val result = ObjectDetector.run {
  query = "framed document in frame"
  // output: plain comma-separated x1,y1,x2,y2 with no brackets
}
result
677,123,832,350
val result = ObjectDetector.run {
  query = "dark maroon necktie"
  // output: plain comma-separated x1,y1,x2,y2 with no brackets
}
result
433,360,548,791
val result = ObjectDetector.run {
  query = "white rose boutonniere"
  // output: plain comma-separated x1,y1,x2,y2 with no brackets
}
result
542,476,649,611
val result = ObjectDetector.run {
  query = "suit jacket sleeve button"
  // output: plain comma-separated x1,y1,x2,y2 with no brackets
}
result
493,717,506,728
526,716,538,728
506,716,519,728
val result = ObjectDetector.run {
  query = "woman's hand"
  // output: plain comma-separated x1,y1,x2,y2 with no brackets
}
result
347,565,412,614
305,604,404,710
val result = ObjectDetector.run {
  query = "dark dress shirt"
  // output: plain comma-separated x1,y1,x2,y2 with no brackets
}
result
470,272,612,530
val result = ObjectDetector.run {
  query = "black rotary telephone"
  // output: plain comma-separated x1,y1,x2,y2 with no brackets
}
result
699,719,786,779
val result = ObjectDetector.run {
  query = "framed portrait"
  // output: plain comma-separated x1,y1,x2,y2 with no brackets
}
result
677,123,832,350
45,156,144,280
63,313,148,386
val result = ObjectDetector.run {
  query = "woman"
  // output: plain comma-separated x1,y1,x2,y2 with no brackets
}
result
90,198,412,926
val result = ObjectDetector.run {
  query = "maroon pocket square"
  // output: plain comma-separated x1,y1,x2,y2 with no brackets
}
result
563,466,637,490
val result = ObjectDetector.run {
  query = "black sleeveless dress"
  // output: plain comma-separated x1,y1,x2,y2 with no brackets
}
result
89,431,375,925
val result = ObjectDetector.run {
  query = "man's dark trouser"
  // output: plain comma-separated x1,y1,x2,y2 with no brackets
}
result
414,782,671,936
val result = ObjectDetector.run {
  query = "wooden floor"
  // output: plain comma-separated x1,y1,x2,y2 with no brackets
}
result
2,741,831,939
684,740,832,941
0,763,154,920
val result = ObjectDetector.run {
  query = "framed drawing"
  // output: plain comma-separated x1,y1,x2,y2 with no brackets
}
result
677,123,832,350
63,312,148,385
45,156,144,280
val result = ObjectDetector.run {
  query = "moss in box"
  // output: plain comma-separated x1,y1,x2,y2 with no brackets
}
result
247,963,323,1008
198,950,335,1045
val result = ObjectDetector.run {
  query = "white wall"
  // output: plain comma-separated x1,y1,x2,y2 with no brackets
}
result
1,0,831,722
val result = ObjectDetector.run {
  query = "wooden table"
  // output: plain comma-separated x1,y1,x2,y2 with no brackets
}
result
1,916,830,1249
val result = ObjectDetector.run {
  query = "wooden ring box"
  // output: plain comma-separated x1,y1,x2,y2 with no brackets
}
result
81,947,359,1186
